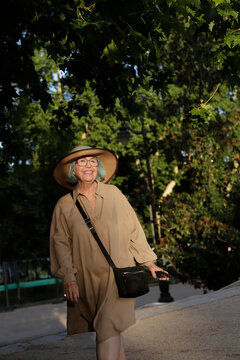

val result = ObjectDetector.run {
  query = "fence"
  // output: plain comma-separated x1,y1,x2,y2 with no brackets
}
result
0,258,63,310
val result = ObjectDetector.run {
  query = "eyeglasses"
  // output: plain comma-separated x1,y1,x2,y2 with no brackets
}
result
76,158,98,167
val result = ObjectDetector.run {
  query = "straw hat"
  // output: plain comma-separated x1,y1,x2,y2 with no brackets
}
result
53,145,118,189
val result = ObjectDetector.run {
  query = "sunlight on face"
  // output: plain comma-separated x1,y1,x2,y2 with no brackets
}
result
74,156,98,183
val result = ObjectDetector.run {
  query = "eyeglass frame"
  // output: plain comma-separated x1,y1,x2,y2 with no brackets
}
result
75,157,99,167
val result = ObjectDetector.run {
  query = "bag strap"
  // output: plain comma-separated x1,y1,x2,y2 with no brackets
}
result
70,191,117,269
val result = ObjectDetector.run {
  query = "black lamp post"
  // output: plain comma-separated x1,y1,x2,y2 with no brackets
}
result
117,118,174,303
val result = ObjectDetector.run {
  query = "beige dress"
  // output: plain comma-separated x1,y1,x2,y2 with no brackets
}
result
50,181,157,342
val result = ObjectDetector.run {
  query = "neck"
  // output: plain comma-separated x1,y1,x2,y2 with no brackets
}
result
78,180,97,195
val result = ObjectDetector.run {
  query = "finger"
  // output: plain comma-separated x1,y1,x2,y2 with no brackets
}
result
160,273,169,280
65,287,73,302
151,269,157,279
68,288,75,302
159,276,169,281
65,284,77,301
69,285,79,303
69,293,76,303
66,291,71,302
156,270,170,280
73,290,79,303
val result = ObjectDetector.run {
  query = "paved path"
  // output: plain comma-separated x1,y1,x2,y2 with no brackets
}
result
0,283,205,346
125,284,240,360
0,282,239,359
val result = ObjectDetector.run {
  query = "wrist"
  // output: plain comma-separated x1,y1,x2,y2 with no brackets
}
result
146,262,155,269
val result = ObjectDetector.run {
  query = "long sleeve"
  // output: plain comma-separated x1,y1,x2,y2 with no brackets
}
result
129,207,157,265
116,187,157,265
49,199,77,285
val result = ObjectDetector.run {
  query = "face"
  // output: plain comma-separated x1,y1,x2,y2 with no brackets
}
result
74,156,98,184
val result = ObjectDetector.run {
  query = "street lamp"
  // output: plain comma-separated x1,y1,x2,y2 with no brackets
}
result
117,117,174,303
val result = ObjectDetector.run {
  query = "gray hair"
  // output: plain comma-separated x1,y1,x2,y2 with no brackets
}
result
67,158,106,185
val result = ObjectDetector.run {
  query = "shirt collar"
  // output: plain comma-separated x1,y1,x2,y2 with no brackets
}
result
72,180,105,202
95,180,105,198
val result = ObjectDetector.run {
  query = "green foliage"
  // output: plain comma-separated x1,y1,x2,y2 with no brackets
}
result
1,0,240,111
1,1,240,292
156,99,240,290
159,191,240,290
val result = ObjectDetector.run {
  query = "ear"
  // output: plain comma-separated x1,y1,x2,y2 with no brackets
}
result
73,162,77,175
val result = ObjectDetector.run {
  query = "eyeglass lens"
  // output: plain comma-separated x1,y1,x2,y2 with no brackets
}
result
77,158,98,166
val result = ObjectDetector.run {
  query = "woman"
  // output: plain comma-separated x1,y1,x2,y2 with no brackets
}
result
50,145,169,360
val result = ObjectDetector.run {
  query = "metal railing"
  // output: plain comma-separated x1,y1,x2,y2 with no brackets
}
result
0,259,62,310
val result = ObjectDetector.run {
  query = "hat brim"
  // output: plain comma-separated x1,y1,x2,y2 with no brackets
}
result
53,148,118,189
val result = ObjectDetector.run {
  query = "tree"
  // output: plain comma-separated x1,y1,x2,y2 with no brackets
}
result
157,85,240,290
0,50,122,261
1,1,240,291
1,0,240,113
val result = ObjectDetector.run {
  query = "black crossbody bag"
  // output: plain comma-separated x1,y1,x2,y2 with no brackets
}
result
72,195,149,298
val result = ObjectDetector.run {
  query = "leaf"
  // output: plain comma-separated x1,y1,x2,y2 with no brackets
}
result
212,0,225,6
224,33,240,48
209,21,215,32
217,6,239,21
101,39,118,58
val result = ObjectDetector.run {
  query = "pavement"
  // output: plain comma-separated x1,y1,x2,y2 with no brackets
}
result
0,281,240,359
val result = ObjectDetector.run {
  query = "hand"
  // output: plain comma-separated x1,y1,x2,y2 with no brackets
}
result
64,281,79,303
147,262,169,281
